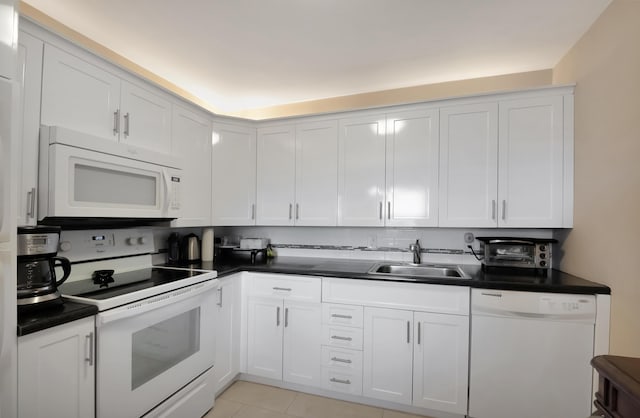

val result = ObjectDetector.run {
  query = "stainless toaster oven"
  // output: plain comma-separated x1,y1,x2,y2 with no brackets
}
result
476,237,557,271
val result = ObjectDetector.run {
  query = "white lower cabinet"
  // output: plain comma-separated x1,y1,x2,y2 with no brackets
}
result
18,316,95,418
243,275,471,416
363,307,414,405
213,275,242,394
246,273,322,387
413,312,469,414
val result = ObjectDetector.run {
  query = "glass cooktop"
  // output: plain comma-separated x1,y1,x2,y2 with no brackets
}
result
59,268,203,300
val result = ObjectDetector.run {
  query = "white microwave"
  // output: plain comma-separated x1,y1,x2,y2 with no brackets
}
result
39,126,182,221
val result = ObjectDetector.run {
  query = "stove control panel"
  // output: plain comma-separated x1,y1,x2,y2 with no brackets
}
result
59,228,155,261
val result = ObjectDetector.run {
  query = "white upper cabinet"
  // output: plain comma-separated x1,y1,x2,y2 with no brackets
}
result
439,92,571,228
41,44,174,161
41,44,120,142
439,103,499,227
16,30,43,226
256,120,338,227
256,125,296,225
171,104,212,227
338,115,386,226
212,122,257,226
386,109,439,227
295,120,338,226
498,95,566,227
120,80,172,155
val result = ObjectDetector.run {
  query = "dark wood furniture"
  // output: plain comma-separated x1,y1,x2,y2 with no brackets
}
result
591,355,640,418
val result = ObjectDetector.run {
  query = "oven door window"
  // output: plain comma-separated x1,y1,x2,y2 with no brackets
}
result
131,307,201,390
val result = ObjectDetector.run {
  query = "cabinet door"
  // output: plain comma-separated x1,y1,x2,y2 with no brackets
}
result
283,301,322,387
18,317,95,418
338,115,386,226
413,312,469,414
171,104,212,226
16,30,43,226
363,307,413,405
256,125,296,225
295,120,338,226
439,103,498,227
120,80,172,155
247,297,283,380
386,109,439,227
212,122,257,225
213,277,241,393
41,44,120,141
498,96,564,227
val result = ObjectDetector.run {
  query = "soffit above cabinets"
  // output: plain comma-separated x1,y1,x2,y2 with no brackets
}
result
22,0,610,115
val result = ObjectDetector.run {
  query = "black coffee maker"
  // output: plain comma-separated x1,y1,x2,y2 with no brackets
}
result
17,226,71,311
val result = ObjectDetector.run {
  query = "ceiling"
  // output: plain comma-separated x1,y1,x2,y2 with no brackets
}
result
23,0,611,115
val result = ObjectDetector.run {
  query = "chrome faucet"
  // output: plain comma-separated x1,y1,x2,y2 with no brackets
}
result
409,239,421,264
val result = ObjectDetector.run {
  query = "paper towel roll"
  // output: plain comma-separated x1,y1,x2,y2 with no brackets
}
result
202,228,214,261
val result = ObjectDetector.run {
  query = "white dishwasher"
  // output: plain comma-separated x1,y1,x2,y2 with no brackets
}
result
469,288,596,418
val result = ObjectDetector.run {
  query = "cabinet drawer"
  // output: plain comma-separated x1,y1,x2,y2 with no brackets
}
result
322,303,363,328
321,367,363,396
248,273,321,302
321,346,362,371
322,278,470,315
322,324,363,350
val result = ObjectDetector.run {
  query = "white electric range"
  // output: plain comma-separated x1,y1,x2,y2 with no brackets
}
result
58,228,219,418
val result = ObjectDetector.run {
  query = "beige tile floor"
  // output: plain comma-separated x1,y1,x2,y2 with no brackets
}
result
204,381,434,418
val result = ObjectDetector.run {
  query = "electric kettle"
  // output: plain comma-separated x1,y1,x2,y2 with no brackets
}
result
17,226,71,311
180,233,201,264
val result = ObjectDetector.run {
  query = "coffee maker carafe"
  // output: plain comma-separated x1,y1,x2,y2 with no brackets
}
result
17,226,71,310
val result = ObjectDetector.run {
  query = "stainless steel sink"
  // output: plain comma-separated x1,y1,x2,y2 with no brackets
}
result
368,263,467,280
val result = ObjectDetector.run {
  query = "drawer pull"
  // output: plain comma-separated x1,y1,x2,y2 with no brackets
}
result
273,287,292,292
331,357,352,364
330,377,351,385
331,314,353,319
331,335,353,341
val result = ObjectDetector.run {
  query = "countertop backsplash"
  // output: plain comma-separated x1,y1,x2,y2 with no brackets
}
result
212,226,557,267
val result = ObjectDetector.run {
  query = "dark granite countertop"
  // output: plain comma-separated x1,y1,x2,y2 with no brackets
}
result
17,298,98,337
177,254,610,295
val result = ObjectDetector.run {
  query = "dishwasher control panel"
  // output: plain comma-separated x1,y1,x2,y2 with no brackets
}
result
472,289,597,322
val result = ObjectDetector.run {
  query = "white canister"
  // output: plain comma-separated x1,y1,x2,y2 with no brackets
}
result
201,228,214,261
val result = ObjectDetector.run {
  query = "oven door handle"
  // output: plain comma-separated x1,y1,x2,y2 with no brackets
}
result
96,279,219,327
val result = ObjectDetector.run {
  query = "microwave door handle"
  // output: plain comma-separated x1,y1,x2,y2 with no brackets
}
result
162,169,171,216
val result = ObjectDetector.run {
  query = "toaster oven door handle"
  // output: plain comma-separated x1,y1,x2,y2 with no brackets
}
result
486,239,535,245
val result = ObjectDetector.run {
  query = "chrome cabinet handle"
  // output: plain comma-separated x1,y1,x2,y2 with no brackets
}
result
295,204,299,220
502,200,507,220
407,321,411,343
387,201,391,219
26,187,36,219
85,332,94,366
251,204,255,220
330,377,351,385
285,307,289,328
273,287,292,292
113,110,120,135
331,357,352,364
289,203,292,220
379,202,383,220
491,200,496,220
216,287,223,307
331,335,353,341
124,112,130,137
276,306,281,326
417,322,421,345
331,314,352,319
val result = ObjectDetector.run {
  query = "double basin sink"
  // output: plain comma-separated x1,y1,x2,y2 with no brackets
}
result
367,262,468,282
